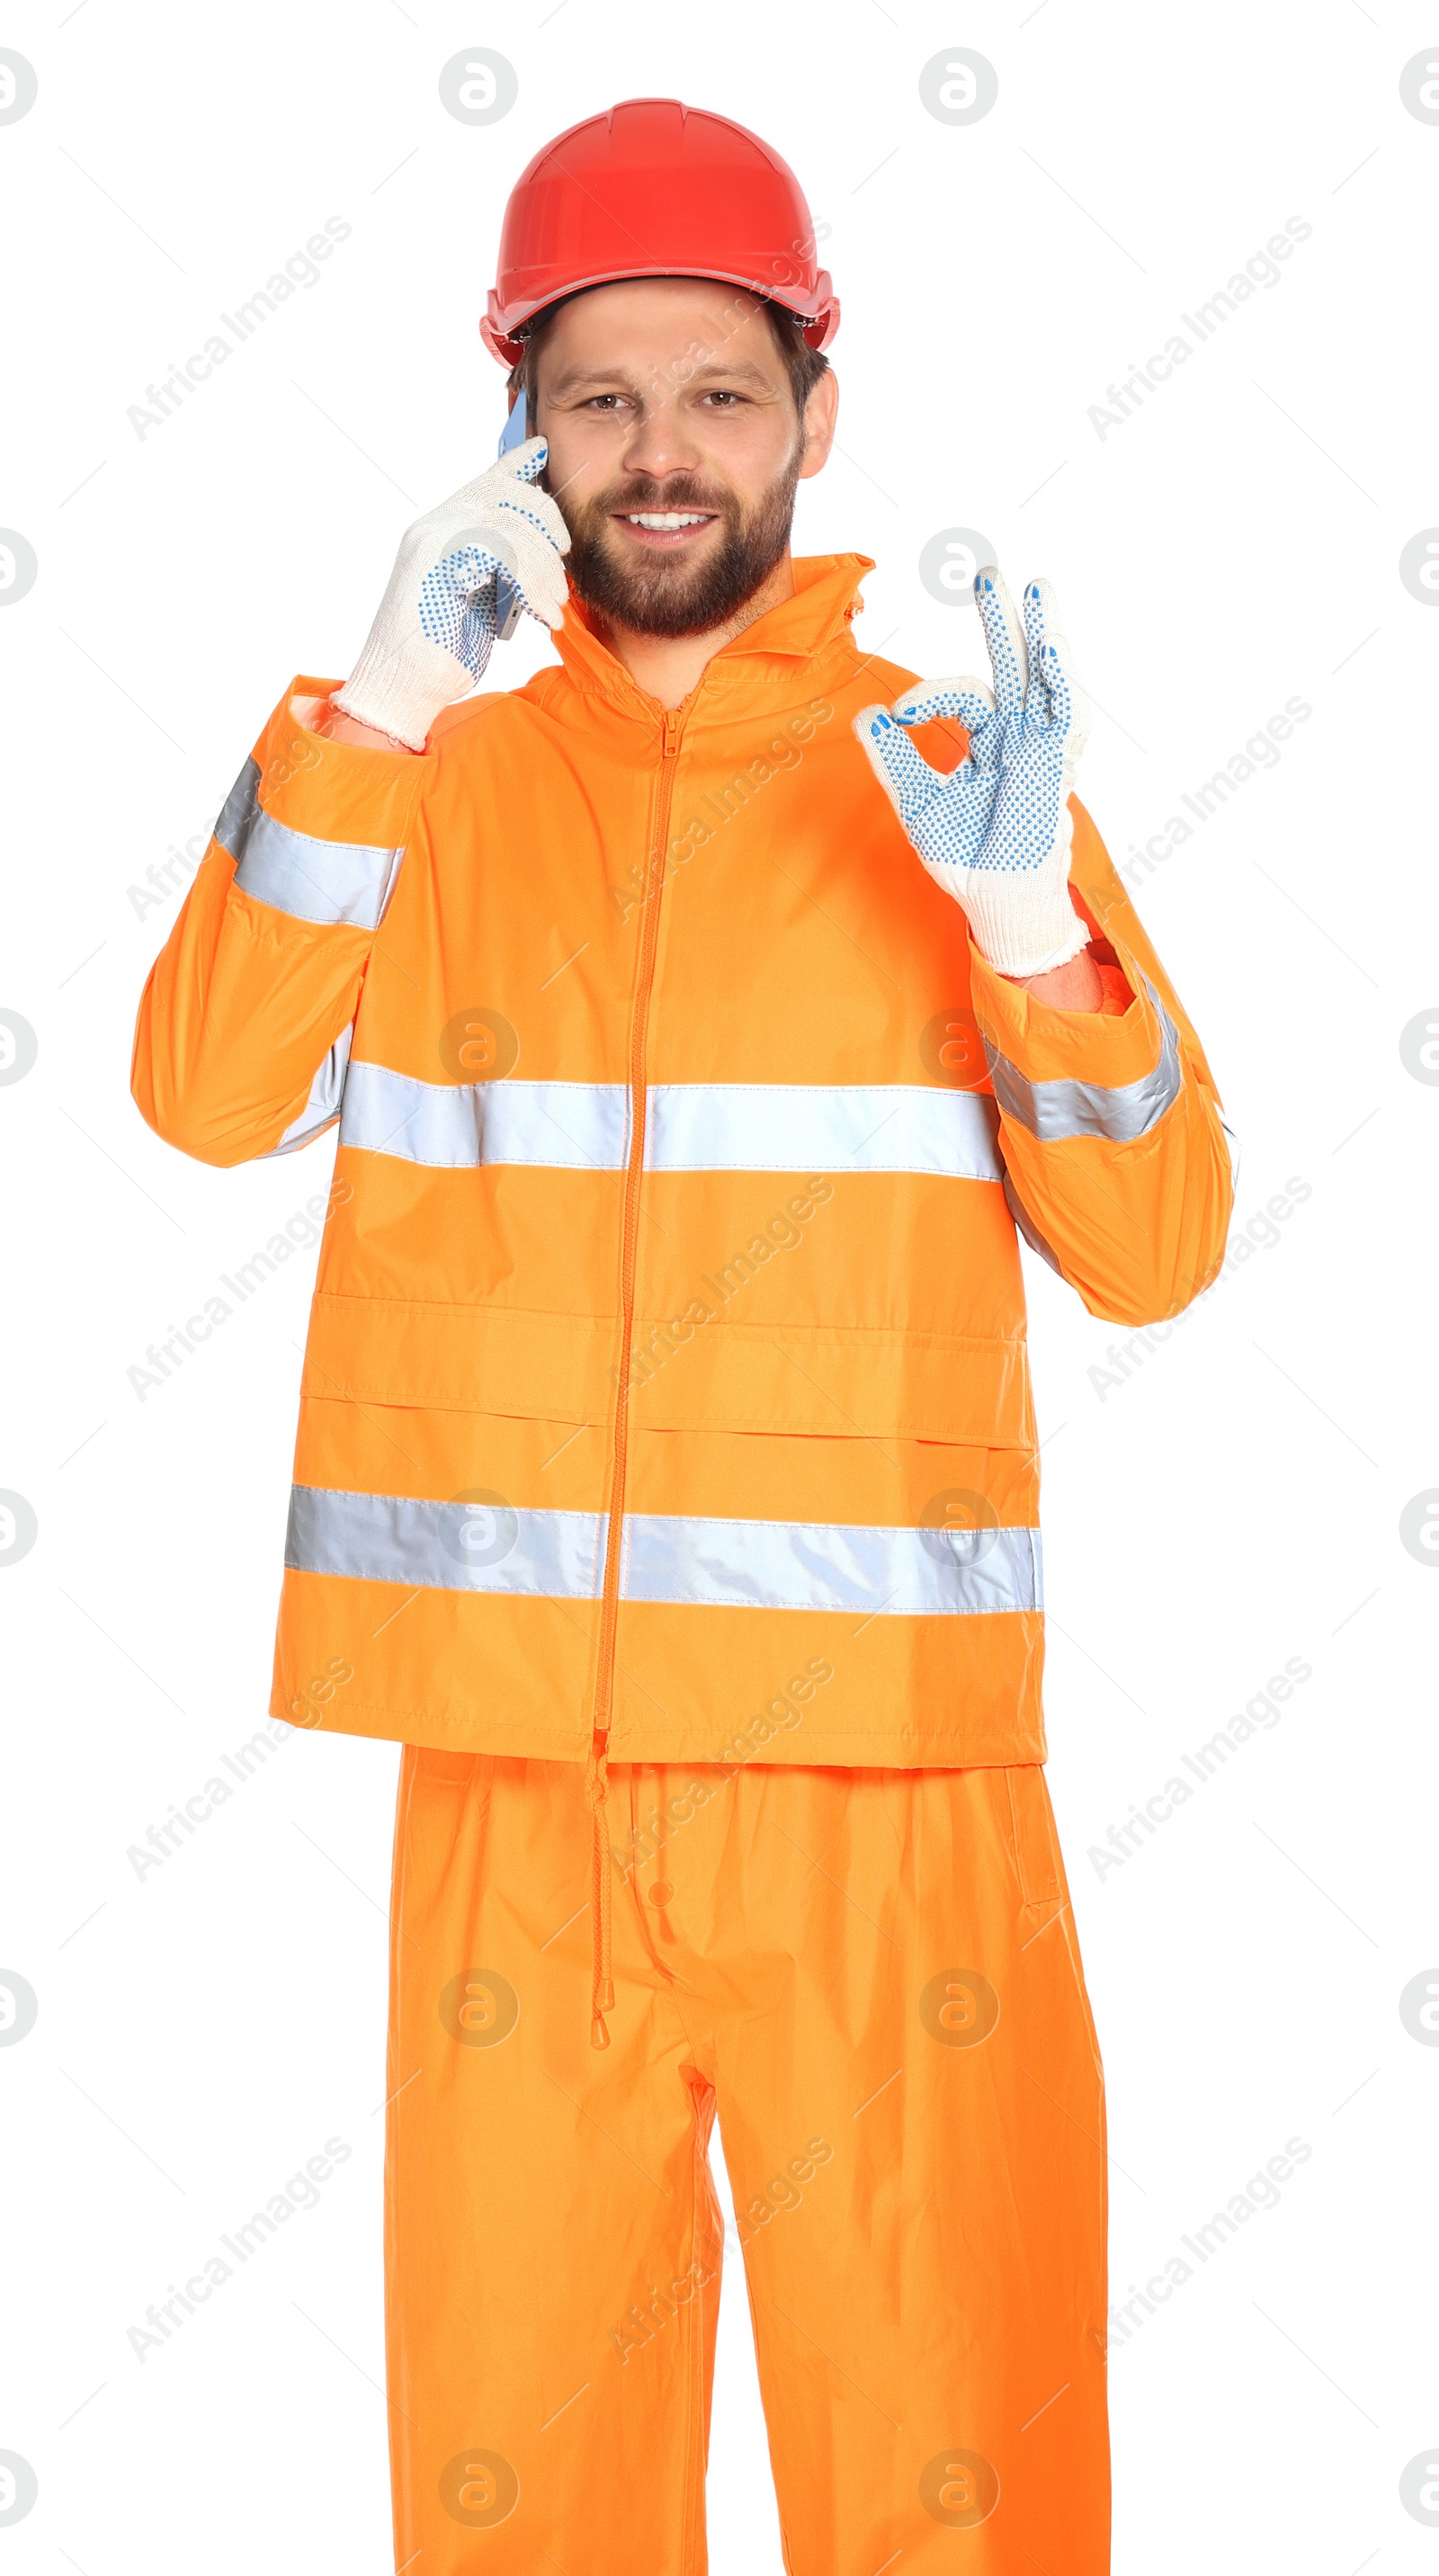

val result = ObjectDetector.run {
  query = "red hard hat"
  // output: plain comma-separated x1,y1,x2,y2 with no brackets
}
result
481,95,838,366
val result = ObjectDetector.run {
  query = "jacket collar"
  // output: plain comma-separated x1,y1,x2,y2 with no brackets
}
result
547,552,876,719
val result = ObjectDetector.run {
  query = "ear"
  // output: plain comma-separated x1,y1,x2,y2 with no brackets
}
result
798,369,838,480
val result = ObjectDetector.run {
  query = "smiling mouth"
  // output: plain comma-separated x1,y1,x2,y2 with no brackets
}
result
613,510,720,546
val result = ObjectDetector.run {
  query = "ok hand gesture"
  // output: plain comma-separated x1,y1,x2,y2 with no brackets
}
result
855,569,1093,978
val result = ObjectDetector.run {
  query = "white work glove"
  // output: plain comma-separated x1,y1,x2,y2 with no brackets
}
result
855,569,1092,978
334,438,569,751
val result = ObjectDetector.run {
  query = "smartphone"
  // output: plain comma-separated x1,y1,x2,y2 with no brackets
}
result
493,387,529,641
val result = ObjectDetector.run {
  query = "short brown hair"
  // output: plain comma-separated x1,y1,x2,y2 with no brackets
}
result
507,290,830,425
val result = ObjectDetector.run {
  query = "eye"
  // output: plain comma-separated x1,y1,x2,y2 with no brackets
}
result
582,393,630,413
702,389,742,407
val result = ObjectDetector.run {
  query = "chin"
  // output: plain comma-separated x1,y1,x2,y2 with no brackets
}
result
571,538,789,640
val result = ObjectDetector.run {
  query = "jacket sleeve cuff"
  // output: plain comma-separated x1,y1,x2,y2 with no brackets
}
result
216,677,433,934
271,675,433,833
970,936,1183,1145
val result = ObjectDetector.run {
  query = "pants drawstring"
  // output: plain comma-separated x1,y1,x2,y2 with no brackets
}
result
585,1739,614,2049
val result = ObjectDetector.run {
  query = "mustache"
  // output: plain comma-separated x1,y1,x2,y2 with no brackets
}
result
578,475,736,519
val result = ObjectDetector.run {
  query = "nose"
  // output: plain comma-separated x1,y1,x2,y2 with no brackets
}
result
619,390,704,485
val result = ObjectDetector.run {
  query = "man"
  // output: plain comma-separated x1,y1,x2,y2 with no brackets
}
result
133,96,1231,2576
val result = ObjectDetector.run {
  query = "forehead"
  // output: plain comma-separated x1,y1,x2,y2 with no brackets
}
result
535,277,783,387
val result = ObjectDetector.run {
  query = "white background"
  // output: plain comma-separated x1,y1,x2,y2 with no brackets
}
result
1,1,1432,2568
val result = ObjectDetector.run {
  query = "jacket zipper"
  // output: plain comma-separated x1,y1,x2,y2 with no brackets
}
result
592,706,683,1750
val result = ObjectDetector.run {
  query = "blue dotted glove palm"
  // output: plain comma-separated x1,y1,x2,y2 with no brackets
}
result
855,569,1093,978
335,438,569,750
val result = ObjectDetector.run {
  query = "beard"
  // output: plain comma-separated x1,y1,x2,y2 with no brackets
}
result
554,446,803,638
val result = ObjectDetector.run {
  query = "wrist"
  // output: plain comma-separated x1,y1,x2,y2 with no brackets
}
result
335,627,479,753
1002,944,1104,1011
315,694,421,753
963,874,1091,983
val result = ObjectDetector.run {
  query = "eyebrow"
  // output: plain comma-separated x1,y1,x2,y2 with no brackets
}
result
546,357,780,398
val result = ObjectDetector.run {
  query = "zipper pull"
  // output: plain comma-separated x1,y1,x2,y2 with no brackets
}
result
661,712,680,759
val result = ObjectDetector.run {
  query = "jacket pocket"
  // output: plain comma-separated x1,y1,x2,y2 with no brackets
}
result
302,1292,619,1424
628,1314,1035,1445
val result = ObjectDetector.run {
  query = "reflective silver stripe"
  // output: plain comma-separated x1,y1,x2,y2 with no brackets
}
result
647,1084,1001,1179
622,1512,1040,1615
338,1065,1002,1179
339,1062,630,1168
286,1485,606,1597
215,756,260,862
987,978,1183,1144
266,1024,353,1157
285,1485,1041,1616
235,809,403,930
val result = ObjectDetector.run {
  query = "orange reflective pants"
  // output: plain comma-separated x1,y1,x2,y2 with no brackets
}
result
386,1753,1110,2573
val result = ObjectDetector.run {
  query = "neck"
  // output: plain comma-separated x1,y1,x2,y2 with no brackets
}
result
586,549,797,711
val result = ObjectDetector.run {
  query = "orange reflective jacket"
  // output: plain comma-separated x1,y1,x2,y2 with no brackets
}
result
132,554,1232,1770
